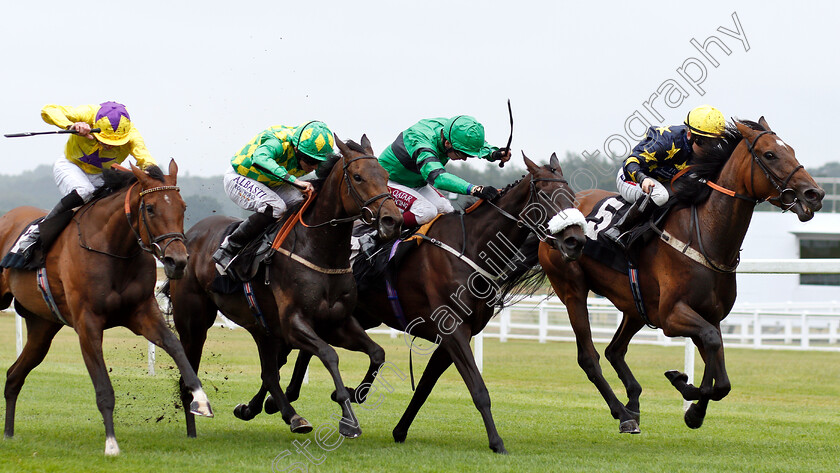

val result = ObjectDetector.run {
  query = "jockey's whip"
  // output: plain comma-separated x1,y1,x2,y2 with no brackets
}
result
4,128,101,138
500,99,513,168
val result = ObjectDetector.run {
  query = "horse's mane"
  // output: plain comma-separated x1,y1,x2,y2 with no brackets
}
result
309,140,370,191
89,165,165,201
671,119,766,204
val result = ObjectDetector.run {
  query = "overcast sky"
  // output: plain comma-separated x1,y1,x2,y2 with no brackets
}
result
1,0,837,180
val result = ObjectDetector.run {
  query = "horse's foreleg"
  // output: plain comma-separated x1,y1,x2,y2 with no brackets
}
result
126,302,213,421
392,344,453,444
288,313,360,439
662,303,728,428
251,336,311,434
76,313,120,455
233,384,268,421
604,315,644,425
4,316,62,439
443,330,507,454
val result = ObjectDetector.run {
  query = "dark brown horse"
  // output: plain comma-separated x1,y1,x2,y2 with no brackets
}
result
539,118,825,433
0,160,212,455
166,136,401,439
283,154,587,453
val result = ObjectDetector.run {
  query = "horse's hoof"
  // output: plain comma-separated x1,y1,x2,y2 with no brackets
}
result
619,419,641,434
490,443,509,454
189,388,214,418
264,396,279,415
290,415,313,434
392,428,407,443
628,410,641,424
684,404,706,429
339,424,362,439
664,370,688,385
233,404,256,421
104,436,120,456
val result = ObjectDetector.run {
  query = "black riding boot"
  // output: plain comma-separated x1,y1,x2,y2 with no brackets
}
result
213,209,277,275
38,190,85,250
603,194,654,250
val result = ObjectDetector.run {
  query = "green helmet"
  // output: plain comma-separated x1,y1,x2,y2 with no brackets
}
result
293,121,335,161
443,115,488,157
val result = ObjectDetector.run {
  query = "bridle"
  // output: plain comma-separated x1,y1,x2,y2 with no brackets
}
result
744,130,802,211
484,174,575,244
664,128,805,273
300,154,393,228
128,183,187,260
679,129,803,211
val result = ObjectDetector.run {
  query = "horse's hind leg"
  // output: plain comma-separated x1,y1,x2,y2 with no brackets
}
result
287,313,360,438
322,316,386,405
562,287,641,433
392,344,453,444
442,330,507,454
127,300,213,422
4,316,62,439
170,282,218,437
280,350,311,405
604,315,644,424
75,312,121,455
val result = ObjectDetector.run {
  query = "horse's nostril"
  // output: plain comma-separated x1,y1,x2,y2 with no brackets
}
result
805,188,824,203
381,216,397,229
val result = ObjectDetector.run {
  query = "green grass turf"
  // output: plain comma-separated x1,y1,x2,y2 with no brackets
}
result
0,311,838,472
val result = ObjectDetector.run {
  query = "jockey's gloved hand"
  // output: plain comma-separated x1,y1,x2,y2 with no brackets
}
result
489,149,506,161
471,185,499,201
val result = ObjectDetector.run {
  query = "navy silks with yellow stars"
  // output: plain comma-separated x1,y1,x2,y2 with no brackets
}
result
623,125,693,183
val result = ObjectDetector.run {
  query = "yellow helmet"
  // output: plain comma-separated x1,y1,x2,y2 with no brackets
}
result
684,105,725,138
93,101,132,146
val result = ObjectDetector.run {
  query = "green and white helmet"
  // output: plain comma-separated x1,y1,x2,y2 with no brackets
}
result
443,115,489,157
293,121,335,161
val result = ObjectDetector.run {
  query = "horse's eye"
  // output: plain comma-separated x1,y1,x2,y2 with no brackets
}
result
763,151,776,160
145,204,155,215
353,174,363,183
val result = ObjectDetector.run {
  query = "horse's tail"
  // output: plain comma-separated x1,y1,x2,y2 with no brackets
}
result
495,233,548,308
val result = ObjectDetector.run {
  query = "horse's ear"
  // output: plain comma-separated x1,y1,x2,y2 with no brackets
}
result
360,134,373,154
549,152,561,172
168,159,179,183
522,151,539,174
734,121,757,141
758,116,772,132
130,163,151,185
334,133,349,155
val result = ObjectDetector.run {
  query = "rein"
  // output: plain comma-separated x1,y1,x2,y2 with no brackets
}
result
271,153,393,275
661,129,803,273
126,183,186,260
300,154,393,228
76,181,185,261
485,176,572,244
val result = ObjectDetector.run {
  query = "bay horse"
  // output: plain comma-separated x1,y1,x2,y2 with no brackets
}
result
282,153,587,454
166,136,401,439
539,118,825,433
0,160,213,456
